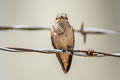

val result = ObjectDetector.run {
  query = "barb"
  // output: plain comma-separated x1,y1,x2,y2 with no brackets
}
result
0,24,120,43
0,47,120,58
74,22,120,43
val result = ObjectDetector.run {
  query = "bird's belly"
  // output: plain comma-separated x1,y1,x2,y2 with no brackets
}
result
55,33,72,49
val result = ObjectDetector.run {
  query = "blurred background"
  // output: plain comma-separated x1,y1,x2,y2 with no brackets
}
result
0,0,120,80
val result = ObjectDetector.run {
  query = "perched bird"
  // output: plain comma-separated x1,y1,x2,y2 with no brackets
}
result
51,13,75,74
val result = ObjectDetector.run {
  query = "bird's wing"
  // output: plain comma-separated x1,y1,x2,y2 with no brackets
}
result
50,27,57,49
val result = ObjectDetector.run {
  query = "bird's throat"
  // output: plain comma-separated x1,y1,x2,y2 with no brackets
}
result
55,20,70,35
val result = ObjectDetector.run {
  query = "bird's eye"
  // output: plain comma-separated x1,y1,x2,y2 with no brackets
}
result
66,18,68,20
56,18,59,20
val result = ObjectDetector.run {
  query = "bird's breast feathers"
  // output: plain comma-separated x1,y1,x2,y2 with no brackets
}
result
51,25,74,49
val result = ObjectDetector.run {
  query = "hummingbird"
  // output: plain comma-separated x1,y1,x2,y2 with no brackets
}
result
51,13,75,74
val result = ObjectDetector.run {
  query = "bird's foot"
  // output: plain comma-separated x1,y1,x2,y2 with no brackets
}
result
86,49,97,56
61,49,73,55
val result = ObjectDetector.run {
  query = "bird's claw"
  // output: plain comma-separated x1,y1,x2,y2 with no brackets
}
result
86,49,97,56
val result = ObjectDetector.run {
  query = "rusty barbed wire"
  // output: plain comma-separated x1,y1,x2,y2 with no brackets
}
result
0,47,120,58
0,22,120,43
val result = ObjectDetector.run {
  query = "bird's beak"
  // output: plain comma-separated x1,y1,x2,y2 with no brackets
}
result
60,18,65,22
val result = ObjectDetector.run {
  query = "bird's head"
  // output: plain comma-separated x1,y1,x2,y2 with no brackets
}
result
56,13,68,20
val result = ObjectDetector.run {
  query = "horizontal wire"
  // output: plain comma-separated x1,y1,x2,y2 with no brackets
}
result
0,47,119,58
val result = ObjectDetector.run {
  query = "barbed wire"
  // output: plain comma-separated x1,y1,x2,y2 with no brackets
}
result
0,23,120,58
0,47,120,58
0,22,120,43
